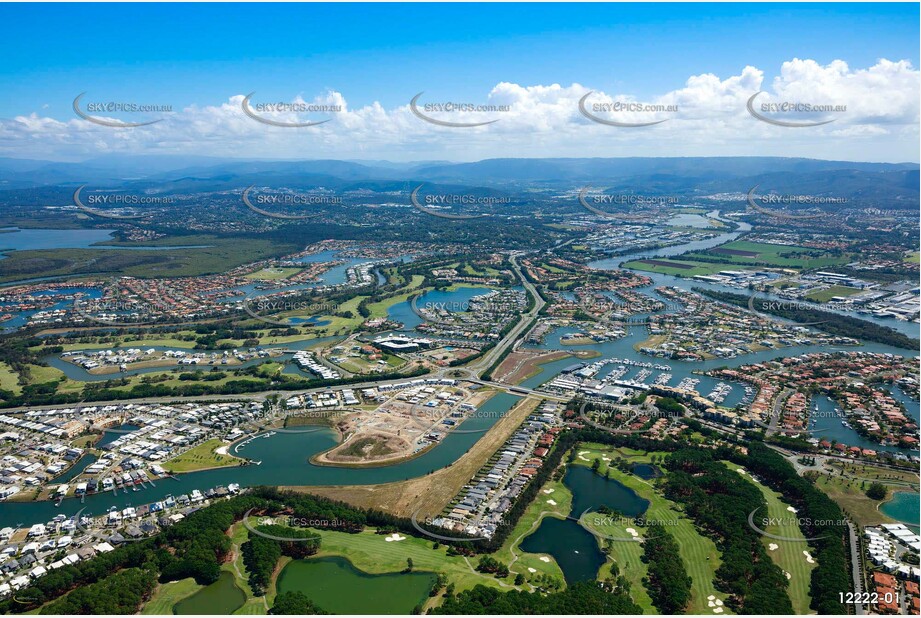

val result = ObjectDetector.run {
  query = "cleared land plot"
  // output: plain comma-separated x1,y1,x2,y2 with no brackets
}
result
623,259,742,277
289,396,540,518
0,238,297,284
711,248,759,257
244,267,302,280
812,466,917,528
805,285,863,303
688,240,850,269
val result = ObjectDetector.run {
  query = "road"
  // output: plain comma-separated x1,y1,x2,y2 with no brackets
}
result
846,521,866,615
766,388,793,436
466,253,545,377
1,253,552,415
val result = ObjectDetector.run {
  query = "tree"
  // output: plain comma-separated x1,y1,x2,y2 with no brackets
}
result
270,591,327,615
514,573,525,585
866,482,888,500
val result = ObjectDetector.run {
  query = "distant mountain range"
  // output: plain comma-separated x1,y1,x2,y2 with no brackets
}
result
0,156,917,207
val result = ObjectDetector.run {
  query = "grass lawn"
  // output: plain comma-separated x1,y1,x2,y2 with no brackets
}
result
623,258,742,277
0,361,21,394
365,275,427,319
244,267,302,281
494,474,569,588
688,240,850,269
163,439,243,473
573,445,731,615
311,527,513,600
905,251,919,264
141,578,202,615
805,285,862,303
722,462,814,614
811,469,909,528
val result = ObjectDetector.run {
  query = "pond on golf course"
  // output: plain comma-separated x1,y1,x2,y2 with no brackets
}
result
519,464,649,584
276,555,435,614
172,571,246,615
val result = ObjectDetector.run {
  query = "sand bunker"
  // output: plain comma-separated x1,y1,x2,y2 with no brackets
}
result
384,533,406,542
768,543,779,551
539,556,551,563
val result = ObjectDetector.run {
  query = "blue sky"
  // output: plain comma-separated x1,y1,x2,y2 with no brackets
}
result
1,3,918,162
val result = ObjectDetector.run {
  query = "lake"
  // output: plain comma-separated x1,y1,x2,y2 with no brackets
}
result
630,463,662,480
0,227,116,256
880,492,920,529
519,464,649,583
172,571,245,615
276,555,435,614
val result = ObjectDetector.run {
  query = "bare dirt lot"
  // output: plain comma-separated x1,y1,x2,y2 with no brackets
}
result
289,395,541,518
493,349,569,384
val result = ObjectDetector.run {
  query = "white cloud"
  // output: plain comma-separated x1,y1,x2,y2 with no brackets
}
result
1,58,917,162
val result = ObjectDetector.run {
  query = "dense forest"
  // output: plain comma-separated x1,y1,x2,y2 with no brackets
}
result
241,525,321,596
732,443,850,614
662,449,794,614
431,581,642,614
641,524,693,613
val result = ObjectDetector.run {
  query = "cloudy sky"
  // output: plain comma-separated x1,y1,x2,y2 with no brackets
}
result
2,3,918,163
